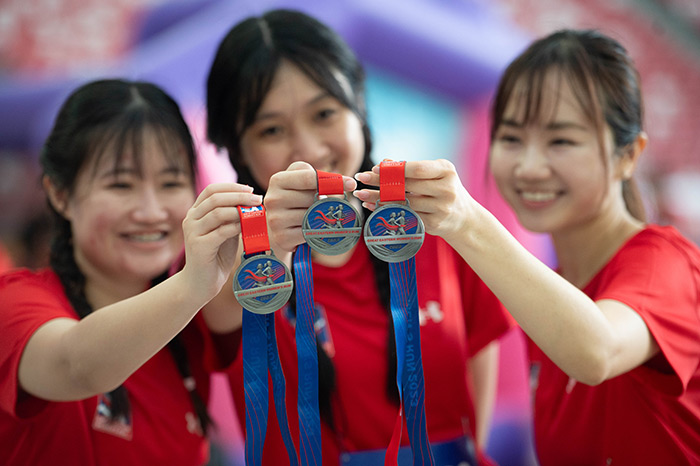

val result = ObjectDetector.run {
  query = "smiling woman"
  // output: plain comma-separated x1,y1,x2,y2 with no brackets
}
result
206,9,514,466
55,129,195,287
354,28,700,466
0,78,262,466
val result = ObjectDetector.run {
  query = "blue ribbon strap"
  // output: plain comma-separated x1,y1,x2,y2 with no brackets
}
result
294,243,322,465
242,310,269,466
389,258,434,466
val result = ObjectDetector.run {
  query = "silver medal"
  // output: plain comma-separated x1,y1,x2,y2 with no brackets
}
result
364,202,425,262
302,195,362,255
233,252,293,314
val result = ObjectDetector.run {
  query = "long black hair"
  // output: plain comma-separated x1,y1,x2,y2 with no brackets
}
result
40,79,213,433
207,9,398,428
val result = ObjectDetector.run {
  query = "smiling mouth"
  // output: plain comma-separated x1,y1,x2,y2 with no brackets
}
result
519,191,557,202
124,232,167,242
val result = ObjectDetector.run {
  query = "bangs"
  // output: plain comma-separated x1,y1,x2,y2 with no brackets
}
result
238,52,279,135
492,37,605,140
87,122,193,180
237,54,356,137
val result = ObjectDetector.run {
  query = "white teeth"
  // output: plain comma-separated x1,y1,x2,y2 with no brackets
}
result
128,232,165,242
521,191,556,202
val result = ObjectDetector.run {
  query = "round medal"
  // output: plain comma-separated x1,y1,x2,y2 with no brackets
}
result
364,202,425,262
233,253,293,314
302,195,362,255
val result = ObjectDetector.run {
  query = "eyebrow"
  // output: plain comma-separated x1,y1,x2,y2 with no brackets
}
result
500,118,588,131
98,165,185,179
546,121,589,131
254,91,334,121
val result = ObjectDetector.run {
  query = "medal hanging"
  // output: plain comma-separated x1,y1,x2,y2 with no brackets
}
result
364,161,434,466
364,161,425,262
233,205,298,466
302,171,362,255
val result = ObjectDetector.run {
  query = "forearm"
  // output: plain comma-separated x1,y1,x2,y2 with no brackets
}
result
446,205,615,383
21,271,210,400
469,341,499,450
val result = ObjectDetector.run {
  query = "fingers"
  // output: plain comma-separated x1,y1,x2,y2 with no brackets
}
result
272,162,358,193
192,182,256,209
185,185,262,241
404,159,456,180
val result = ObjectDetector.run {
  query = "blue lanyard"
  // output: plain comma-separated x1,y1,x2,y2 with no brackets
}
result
241,287,299,466
388,258,434,466
236,205,298,466
293,243,323,465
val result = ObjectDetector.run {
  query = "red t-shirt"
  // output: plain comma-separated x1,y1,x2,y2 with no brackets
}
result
0,269,216,466
529,225,700,465
228,234,513,465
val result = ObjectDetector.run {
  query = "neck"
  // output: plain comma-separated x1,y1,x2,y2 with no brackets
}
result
77,260,153,309
551,209,644,289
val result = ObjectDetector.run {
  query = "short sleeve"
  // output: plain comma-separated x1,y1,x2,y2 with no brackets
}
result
0,269,76,417
593,229,700,395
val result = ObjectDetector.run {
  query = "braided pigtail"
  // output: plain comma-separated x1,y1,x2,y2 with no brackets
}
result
167,335,215,435
48,210,132,421
147,272,215,436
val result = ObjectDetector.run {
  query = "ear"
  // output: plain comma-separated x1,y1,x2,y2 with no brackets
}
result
43,175,71,220
617,131,647,180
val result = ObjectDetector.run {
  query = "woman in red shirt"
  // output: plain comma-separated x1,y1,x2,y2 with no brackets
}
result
0,79,260,465
356,29,700,465
206,8,513,466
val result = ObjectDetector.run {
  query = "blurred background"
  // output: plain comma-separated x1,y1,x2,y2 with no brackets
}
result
1,0,698,464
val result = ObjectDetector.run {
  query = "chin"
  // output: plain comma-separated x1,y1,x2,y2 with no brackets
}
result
513,214,554,234
128,257,176,280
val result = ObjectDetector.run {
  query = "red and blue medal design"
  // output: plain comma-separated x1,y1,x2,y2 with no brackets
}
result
234,206,293,314
364,161,434,466
364,161,425,262
302,171,362,255
234,205,298,466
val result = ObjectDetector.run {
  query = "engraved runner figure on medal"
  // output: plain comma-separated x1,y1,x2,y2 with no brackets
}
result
364,161,425,262
302,171,362,255
233,205,293,314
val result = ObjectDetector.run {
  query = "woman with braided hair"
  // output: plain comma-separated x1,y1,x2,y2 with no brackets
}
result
0,79,262,465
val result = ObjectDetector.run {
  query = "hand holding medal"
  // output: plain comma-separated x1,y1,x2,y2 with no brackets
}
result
301,170,362,255
363,160,425,262
233,205,298,466
355,160,435,465
233,205,293,314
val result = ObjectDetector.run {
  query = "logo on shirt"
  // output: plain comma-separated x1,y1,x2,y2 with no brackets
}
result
418,301,443,326
92,393,133,440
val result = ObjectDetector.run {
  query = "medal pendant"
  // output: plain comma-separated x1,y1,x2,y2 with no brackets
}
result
233,252,293,314
302,195,362,255
364,202,425,262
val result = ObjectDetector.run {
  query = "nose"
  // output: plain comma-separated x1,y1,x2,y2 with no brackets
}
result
132,185,168,223
288,127,328,165
514,144,551,179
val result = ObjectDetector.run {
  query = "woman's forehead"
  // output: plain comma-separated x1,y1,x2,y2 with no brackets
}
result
505,71,589,125
89,128,189,175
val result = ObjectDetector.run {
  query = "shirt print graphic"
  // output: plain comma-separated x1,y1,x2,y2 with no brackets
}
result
92,392,133,440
